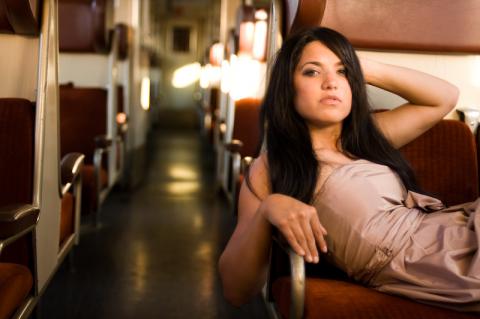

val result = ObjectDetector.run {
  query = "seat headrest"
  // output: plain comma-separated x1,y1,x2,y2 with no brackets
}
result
115,23,130,61
58,0,112,53
0,0,40,36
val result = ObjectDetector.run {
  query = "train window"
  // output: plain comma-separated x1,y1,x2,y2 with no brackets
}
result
172,26,190,52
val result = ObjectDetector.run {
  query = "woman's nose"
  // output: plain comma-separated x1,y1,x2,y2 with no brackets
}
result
321,72,338,90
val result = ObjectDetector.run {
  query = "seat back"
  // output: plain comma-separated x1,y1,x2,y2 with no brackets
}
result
0,99,35,206
0,99,35,267
59,0,130,189
232,98,262,158
58,0,111,53
59,85,107,165
400,120,478,206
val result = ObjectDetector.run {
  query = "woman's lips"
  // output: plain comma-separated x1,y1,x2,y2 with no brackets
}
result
320,95,341,105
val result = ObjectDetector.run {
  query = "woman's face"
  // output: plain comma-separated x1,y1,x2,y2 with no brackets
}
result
293,41,352,129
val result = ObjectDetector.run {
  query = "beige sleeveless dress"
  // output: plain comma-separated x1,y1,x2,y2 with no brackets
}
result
314,159,480,313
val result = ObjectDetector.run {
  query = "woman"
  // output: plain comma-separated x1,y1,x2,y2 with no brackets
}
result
218,27,479,312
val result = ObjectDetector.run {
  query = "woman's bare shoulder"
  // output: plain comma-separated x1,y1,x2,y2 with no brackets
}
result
236,153,271,224
246,152,271,200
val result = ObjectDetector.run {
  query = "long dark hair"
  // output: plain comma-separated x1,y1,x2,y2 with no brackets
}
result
249,27,420,203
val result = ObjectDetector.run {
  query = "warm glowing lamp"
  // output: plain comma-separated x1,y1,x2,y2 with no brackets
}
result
209,42,224,67
220,60,231,93
172,62,202,88
255,8,268,21
199,64,210,89
252,10,268,61
140,77,150,110
238,5,256,57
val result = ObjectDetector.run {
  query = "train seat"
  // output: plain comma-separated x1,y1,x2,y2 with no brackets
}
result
268,119,479,318
225,97,261,215
58,0,129,221
59,193,73,247
0,98,39,319
59,84,110,218
0,263,32,319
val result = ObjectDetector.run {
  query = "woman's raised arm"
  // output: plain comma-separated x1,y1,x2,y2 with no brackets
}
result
361,57,459,148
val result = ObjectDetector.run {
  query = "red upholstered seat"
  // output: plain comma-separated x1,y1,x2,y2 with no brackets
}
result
59,85,109,215
232,98,261,159
401,120,478,206
58,0,110,53
229,98,261,214
0,99,35,206
270,120,479,318
0,98,36,319
59,193,74,247
59,86,107,164
272,278,477,319
0,98,35,268
0,263,32,319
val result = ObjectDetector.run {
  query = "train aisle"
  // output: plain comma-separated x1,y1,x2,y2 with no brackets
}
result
38,125,269,318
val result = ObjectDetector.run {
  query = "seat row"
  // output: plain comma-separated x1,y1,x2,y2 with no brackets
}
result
199,3,267,215
0,1,135,318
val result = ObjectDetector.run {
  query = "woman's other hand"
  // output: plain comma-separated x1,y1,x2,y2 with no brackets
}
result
358,56,379,85
261,193,328,263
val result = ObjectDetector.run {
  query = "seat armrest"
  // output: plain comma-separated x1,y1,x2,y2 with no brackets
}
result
224,139,243,153
61,153,85,186
94,135,113,148
242,156,253,173
270,232,305,319
0,204,39,241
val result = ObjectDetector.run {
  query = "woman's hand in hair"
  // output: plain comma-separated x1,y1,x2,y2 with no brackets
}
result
260,194,327,263
358,56,379,85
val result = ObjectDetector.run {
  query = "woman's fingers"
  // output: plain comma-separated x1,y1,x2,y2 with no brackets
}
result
299,214,318,263
282,228,305,257
311,216,328,253
290,221,311,260
264,194,327,263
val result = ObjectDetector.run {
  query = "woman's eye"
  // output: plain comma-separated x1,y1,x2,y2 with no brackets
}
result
337,68,347,76
303,69,319,77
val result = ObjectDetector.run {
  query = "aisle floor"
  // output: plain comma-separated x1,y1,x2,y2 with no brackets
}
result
38,127,269,319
